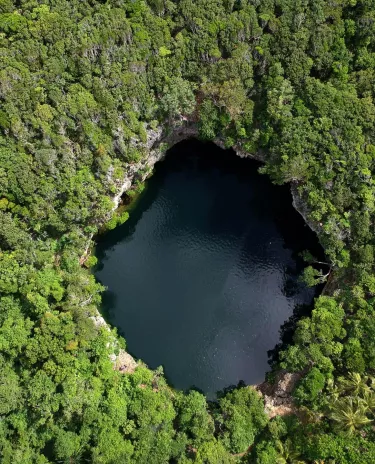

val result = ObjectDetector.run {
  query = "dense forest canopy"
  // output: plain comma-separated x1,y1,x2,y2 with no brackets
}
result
2,0,375,462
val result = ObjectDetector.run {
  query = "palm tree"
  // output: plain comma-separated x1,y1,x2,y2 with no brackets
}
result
326,378,340,402
313,460,336,464
337,372,371,397
275,439,305,464
329,397,372,434
363,391,375,415
369,375,375,392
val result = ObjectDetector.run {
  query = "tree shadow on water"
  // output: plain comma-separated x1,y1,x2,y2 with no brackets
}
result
283,277,301,298
98,289,118,322
215,380,247,400
186,385,206,396
282,264,305,298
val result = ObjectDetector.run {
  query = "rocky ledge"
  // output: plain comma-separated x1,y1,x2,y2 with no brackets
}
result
257,370,304,418
91,314,138,374
110,120,268,214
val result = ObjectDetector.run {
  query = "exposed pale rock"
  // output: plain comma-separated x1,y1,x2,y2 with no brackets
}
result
114,349,138,374
291,182,322,236
214,138,265,162
111,122,199,212
257,370,303,418
90,314,110,331
90,315,138,372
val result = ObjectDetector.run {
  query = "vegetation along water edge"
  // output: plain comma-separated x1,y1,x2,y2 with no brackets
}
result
1,0,375,462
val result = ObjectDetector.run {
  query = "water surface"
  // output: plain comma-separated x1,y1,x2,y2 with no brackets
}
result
95,140,320,396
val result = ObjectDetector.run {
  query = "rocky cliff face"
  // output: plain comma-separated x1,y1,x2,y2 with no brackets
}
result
290,182,323,237
111,122,319,243
111,122,199,212
110,120,268,212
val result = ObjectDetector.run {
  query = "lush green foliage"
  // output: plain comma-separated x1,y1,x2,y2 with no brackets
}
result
2,0,375,462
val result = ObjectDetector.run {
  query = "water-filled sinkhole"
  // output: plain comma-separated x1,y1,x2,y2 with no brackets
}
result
95,139,322,397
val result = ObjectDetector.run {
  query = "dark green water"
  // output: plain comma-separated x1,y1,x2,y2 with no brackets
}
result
95,140,321,396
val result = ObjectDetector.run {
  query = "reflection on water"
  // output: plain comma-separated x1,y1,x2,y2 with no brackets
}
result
95,140,322,397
